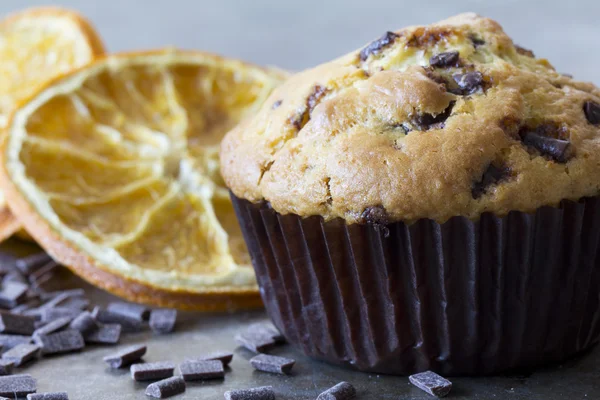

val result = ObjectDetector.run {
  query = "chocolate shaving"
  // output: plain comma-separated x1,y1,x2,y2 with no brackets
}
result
472,163,511,199
359,31,400,61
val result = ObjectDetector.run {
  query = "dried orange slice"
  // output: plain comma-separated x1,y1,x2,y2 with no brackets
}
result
1,50,287,310
0,7,105,241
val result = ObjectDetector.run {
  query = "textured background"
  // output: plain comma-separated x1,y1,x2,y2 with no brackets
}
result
1,0,598,85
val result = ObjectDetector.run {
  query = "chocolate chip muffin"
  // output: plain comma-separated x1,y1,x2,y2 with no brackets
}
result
221,13,600,375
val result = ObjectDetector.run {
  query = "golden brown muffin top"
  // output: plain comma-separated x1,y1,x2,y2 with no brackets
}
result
221,13,600,224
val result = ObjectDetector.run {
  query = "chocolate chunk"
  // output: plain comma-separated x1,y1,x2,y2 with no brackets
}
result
84,323,121,344
522,132,572,162
235,323,283,353
272,100,282,110
38,289,85,302
106,302,149,321
15,253,52,276
0,360,14,376
58,297,89,311
32,317,72,338
28,262,58,284
27,393,69,400
34,329,84,355
41,307,82,323
130,361,175,381
469,35,485,47
0,281,29,309
2,271,27,285
2,343,40,366
584,101,600,125
412,101,455,131
179,360,224,381
194,351,234,366
0,374,36,397
250,354,295,375
103,344,146,368
69,312,97,334
472,163,511,199
429,51,459,68
0,334,32,351
317,382,357,400
93,308,142,332
515,44,535,57
359,31,400,61
452,71,484,95
409,370,452,397
149,309,177,334
0,312,35,335
224,386,275,400
145,376,185,399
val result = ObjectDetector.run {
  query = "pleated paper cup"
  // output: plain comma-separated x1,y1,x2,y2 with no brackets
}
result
232,193,600,376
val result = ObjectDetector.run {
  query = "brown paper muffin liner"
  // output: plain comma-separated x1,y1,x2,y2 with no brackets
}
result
231,193,600,376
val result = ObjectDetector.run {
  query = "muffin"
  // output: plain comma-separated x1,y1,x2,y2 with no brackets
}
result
220,13,600,375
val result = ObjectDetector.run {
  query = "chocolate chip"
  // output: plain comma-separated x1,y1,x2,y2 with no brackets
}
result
69,312,98,334
27,392,69,400
224,386,275,400
317,382,357,400
0,374,37,397
32,317,72,338
412,101,455,131
106,302,149,321
193,351,234,366
34,329,84,355
469,35,485,47
515,44,535,57
0,281,28,309
103,344,146,368
429,51,459,68
271,100,282,110
149,309,177,334
84,323,121,345
472,163,511,199
250,354,295,375
522,132,573,162
0,312,36,335
179,360,224,381
409,370,452,397
2,343,40,367
452,71,484,95
145,376,185,399
359,31,400,61
584,101,600,125
130,362,175,381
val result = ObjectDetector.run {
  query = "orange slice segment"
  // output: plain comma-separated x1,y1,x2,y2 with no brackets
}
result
1,50,286,310
0,7,105,241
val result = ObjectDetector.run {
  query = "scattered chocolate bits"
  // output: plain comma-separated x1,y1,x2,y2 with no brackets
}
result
84,323,121,345
32,317,72,338
106,302,149,321
130,362,175,381
145,376,185,399
0,374,37,397
359,31,399,61
584,101,600,125
34,329,84,355
15,253,52,276
452,71,484,95
0,360,14,376
2,343,40,366
429,51,459,68
0,333,32,350
28,262,59,284
93,308,142,332
103,344,147,369
317,382,356,400
179,360,224,381
39,289,85,302
522,132,573,163
250,354,295,375
235,323,284,353
409,370,452,397
195,351,234,366
0,281,28,309
41,307,81,323
515,44,535,57
472,163,511,199
224,386,275,400
27,392,69,400
0,312,36,335
149,309,177,334
69,312,97,334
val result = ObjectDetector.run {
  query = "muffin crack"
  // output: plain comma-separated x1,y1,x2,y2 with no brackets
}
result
288,85,329,131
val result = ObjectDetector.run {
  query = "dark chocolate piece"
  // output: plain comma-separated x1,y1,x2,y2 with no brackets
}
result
224,386,275,400
469,35,485,47
0,312,35,335
93,309,142,332
41,307,81,323
0,281,29,309
0,374,37,397
412,101,455,131
34,329,84,355
471,163,511,199
359,31,400,61
145,376,185,399
38,289,85,302
149,309,177,334
2,343,39,366
409,370,452,397
28,262,58,284
69,312,97,334
317,382,356,400
103,344,146,368
84,323,121,345
522,132,572,162
0,360,14,376
452,71,483,95
27,393,69,400
179,360,224,381
194,351,233,366
0,334,32,351
250,354,295,375
584,101,600,125
32,316,72,338
15,253,52,276
235,323,283,353
271,100,282,110
2,271,27,285
106,302,149,321
130,362,174,381
515,44,535,57
55,297,89,311
429,51,459,68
